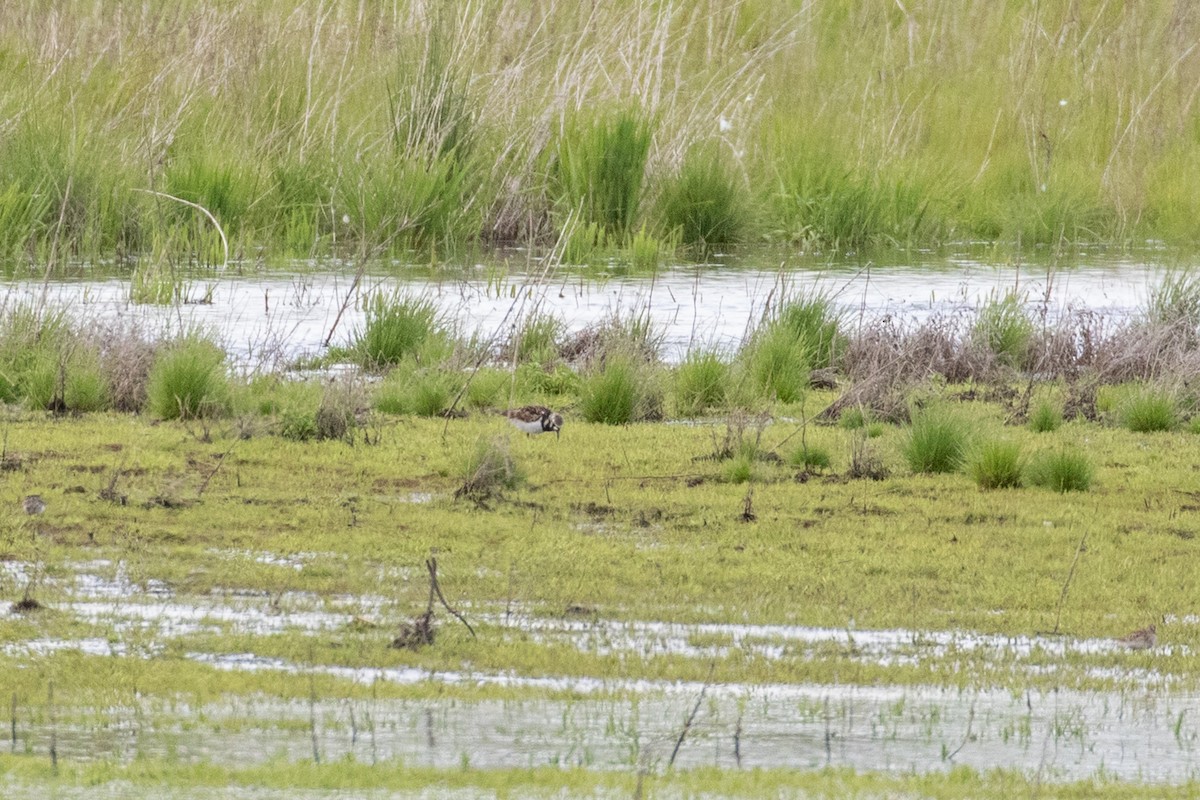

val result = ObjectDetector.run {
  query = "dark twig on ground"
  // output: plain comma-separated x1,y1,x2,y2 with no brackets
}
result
391,557,475,649
1047,530,1089,636
668,662,715,768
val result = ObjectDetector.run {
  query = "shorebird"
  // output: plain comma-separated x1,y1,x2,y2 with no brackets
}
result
1116,623,1157,651
22,495,45,516
503,405,563,438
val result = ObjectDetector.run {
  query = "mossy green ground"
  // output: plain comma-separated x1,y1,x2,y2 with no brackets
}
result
1,757,1196,800
2,394,1198,793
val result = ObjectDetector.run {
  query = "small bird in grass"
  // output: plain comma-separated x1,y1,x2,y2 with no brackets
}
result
504,405,563,438
22,495,45,516
1116,623,1157,651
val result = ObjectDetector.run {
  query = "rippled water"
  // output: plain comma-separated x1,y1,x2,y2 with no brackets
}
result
0,250,1173,368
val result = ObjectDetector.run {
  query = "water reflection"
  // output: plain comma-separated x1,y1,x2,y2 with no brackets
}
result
0,251,1170,368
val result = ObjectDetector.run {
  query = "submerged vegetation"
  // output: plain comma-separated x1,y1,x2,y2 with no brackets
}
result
2,0,1200,269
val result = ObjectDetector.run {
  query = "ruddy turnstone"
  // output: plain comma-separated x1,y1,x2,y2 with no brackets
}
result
1116,623,1156,651
504,405,563,438
22,494,45,515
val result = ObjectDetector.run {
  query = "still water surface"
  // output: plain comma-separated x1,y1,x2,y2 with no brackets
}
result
0,250,1176,369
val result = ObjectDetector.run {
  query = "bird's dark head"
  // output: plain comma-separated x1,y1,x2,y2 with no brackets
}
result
543,410,563,438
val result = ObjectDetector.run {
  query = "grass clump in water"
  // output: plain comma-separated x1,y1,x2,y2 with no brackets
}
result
554,109,651,239
354,293,443,370
968,439,1025,489
656,143,747,250
1027,448,1094,493
146,336,230,420
1120,387,1178,432
903,406,969,474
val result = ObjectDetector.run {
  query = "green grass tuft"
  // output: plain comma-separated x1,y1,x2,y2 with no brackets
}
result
146,337,231,420
1120,388,1178,432
789,444,832,472
656,143,747,249
579,358,638,425
1027,448,1094,493
354,293,441,370
974,292,1034,368
457,437,523,498
1028,398,1063,433
903,407,969,474
968,439,1025,489
674,351,729,417
555,109,651,239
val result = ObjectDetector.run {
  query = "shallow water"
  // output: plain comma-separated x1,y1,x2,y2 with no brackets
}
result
9,663,1200,782
4,558,1200,782
0,250,1171,368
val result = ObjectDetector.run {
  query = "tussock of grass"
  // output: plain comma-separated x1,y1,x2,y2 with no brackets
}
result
674,351,729,417
1120,387,1178,432
1027,448,1094,492
456,436,522,499
146,336,231,420
507,312,565,365
974,292,1034,369
789,443,831,472
903,406,969,474
1029,398,1064,433
656,143,748,249
579,357,645,425
354,293,442,370
554,109,651,239
969,439,1025,489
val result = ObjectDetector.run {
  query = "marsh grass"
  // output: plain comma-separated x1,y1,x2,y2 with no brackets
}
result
372,368,454,417
456,437,522,499
354,294,442,369
1145,270,1200,330
1029,398,1064,433
789,443,831,473
724,452,756,483
744,327,809,404
563,308,664,369
968,439,1025,490
974,292,1034,369
743,292,846,404
554,109,651,239
1120,387,1179,432
1027,448,1094,492
903,407,969,474
146,337,231,420
579,357,639,425
2,0,1200,263
129,256,183,305
674,351,729,417
656,143,748,249
508,312,564,365
463,368,509,410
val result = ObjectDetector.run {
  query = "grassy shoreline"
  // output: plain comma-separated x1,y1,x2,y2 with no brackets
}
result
2,1,1200,266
